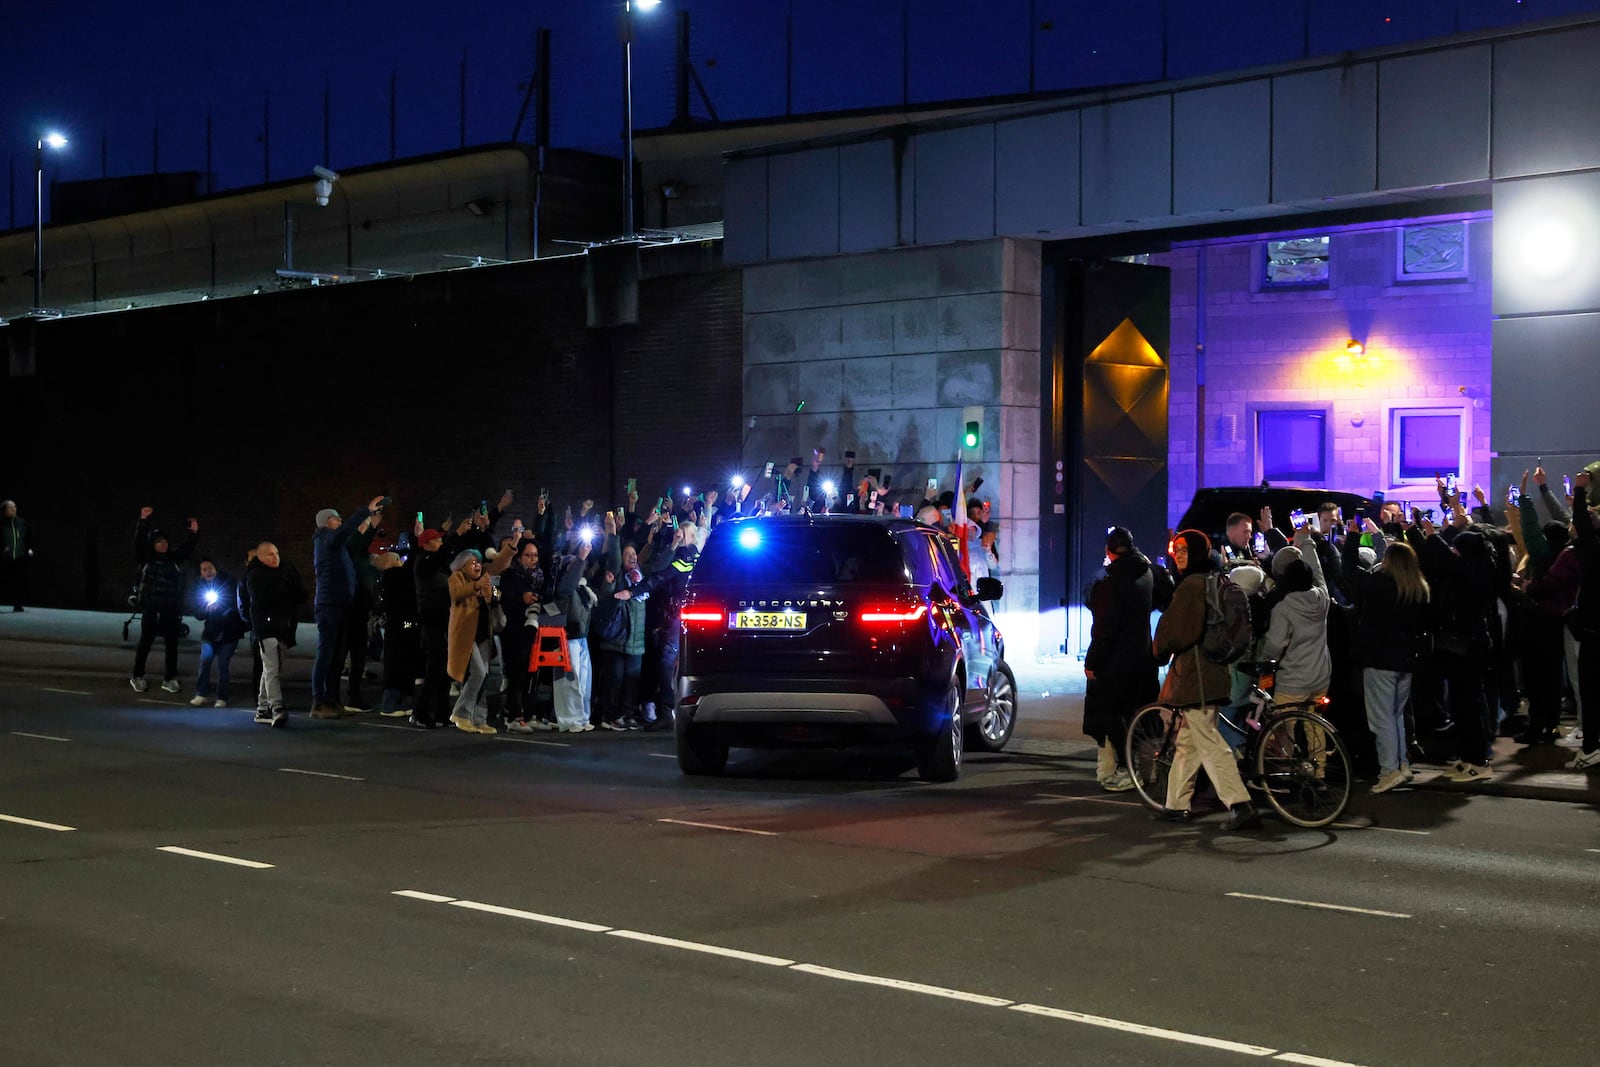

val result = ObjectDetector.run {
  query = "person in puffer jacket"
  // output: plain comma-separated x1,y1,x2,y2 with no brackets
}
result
130,507,198,694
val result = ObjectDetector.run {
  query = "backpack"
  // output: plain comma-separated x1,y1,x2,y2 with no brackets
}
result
593,594,630,645
1199,572,1253,664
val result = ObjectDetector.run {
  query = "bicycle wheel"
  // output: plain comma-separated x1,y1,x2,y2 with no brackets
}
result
1254,710,1351,828
1125,703,1180,813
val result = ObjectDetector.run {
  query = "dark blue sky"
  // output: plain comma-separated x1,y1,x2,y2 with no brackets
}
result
5,0,1598,225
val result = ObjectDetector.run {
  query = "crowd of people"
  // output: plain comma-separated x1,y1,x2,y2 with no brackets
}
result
117,448,1005,736
1082,464,1599,823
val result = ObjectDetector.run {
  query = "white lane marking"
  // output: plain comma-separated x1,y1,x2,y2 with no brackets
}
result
648,753,677,759
1011,1003,1276,1056
1331,822,1430,836
1035,792,1143,808
136,698,181,705
11,731,72,742
1226,892,1411,920
493,736,571,748
39,687,92,696
447,899,611,932
156,846,274,869
793,964,1012,1007
395,889,1362,1065
608,929,795,967
657,818,778,836
1274,1053,1371,1067
278,767,365,781
1587,849,1600,854
0,812,77,832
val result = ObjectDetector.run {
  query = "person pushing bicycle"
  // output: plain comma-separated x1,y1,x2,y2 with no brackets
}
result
1152,529,1263,830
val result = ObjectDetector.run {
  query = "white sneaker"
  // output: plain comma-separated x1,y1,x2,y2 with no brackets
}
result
130,678,148,693
506,720,534,734
189,695,208,707
1556,728,1584,749
1565,749,1600,771
160,679,181,694
1102,770,1136,793
1369,769,1407,795
213,700,226,708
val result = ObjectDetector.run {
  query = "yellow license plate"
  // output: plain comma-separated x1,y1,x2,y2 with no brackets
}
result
733,611,807,630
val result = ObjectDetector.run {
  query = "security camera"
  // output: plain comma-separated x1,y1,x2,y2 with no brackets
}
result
312,166,340,206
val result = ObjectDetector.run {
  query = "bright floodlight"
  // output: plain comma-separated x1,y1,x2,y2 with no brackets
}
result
730,474,745,488
738,527,761,550
43,132,67,149
635,0,662,8
1520,215,1581,281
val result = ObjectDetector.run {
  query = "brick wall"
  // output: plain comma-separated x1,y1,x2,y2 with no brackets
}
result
1155,216,1493,527
1,246,742,609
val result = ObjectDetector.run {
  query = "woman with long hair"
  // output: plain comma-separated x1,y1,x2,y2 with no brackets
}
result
1344,526,1433,793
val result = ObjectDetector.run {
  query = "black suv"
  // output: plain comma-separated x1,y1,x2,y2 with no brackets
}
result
675,515,1017,781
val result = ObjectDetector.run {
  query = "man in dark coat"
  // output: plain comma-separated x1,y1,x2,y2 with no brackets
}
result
1084,526,1170,791
245,541,305,727
0,499,35,611
310,496,385,719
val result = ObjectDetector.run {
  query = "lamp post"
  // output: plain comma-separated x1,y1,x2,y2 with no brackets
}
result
33,131,68,312
623,0,661,240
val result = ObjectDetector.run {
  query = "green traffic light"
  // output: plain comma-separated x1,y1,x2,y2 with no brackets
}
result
963,420,980,449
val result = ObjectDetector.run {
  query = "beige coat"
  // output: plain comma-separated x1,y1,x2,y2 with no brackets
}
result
445,546,514,682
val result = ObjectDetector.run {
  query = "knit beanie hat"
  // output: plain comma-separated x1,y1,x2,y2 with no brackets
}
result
1173,529,1215,574
315,508,340,529
1271,544,1303,578
1357,546,1378,569
1105,526,1135,554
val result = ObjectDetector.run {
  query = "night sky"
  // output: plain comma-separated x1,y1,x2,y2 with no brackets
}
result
5,0,1598,225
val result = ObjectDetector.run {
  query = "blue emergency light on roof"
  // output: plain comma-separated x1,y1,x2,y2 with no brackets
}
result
738,527,762,550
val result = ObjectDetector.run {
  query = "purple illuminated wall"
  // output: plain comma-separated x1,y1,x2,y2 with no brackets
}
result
1156,214,1494,526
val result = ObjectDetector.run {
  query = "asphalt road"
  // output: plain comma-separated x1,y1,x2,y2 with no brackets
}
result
2,666,1598,1066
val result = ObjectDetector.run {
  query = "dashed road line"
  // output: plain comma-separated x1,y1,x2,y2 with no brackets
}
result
1035,792,1143,808
11,731,71,742
156,846,274,869
1010,1003,1276,1056
0,812,76,832
279,767,365,781
1226,892,1410,920
39,687,92,696
494,736,571,748
648,753,677,759
1331,822,1430,836
657,818,777,836
394,887,1364,1064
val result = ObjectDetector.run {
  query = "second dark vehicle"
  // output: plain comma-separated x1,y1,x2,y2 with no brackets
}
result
675,515,1016,781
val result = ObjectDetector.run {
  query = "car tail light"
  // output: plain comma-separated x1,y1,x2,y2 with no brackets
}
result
859,603,928,624
681,607,724,628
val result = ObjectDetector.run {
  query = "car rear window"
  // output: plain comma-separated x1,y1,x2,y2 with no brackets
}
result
695,522,907,585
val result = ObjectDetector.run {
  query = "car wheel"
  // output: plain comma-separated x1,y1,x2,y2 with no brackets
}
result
915,681,963,782
967,662,1017,752
675,716,729,776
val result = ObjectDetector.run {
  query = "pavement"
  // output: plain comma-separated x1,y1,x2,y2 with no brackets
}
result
1,606,1595,804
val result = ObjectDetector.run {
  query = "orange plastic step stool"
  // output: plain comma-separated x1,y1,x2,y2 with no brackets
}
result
530,625,571,672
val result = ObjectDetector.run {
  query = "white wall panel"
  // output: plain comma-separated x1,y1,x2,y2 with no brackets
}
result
1081,96,1172,225
1378,46,1490,190
1272,65,1377,202
839,138,904,253
1493,24,1600,178
768,149,840,260
995,111,1080,237
914,125,997,245
1173,81,1271,215
721,157,768,265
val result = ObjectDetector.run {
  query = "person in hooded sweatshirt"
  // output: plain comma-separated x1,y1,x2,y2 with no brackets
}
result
1152,529,1261,830
1084,526,1170,792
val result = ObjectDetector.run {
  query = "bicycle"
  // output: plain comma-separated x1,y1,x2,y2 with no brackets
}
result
1124,659,1352,828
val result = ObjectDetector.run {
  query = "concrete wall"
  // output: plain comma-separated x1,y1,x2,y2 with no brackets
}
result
740,237,1047,652
1155,217,1494,526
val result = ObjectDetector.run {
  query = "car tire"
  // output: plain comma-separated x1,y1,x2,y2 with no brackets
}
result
915,681,963,782
967,661,1017,753
676,716,729,776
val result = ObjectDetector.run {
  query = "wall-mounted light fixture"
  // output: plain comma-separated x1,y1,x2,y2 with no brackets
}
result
1346,339,1365,356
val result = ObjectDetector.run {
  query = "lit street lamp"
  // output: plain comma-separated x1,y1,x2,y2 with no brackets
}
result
623,0,661,240
34,131,68,312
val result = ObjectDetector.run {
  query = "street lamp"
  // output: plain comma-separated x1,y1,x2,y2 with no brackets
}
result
34,131,68,312
623,0,661,240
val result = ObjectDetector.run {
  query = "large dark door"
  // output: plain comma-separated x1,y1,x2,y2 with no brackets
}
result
1041,258,1170,658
